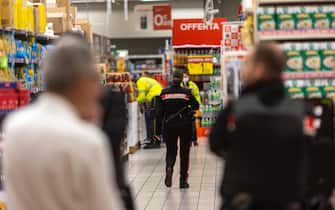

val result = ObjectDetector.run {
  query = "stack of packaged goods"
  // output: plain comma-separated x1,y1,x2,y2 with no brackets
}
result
0,81,30,118
0,30,52,92
257,4,335,35
255,0,335,100
106,72,136,103
0,0,46,34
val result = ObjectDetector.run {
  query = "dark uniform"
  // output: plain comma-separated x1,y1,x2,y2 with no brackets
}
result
209,80,315,210
156,73,199,188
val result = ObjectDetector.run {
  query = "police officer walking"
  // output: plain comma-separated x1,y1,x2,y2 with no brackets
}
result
181,71,201,146
157,70,199,189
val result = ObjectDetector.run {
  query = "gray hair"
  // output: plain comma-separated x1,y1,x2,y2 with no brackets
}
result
42,34,96,93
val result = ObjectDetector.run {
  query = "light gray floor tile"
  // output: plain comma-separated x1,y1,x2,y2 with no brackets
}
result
127,138,223,210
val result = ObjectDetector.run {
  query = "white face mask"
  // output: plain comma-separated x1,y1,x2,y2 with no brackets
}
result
183,77,189,83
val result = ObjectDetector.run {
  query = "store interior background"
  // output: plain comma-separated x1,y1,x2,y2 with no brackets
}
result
74,0,240,54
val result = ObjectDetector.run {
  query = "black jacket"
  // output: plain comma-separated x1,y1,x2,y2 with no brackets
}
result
209,80,313,204
101,87,135,210
156,83,199,133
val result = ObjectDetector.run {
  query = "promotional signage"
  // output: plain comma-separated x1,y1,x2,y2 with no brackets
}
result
173,18,226,47
153,5,171,30
134,4,171,31
187,55,214,75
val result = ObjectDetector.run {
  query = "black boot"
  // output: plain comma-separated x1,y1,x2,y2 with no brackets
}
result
165,168,173,187
180,179,189,189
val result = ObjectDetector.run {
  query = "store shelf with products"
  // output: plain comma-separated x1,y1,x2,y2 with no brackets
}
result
128,54,165,74
0,28,56,93
254,0,335,99
258,29,335,41
259,0,334,5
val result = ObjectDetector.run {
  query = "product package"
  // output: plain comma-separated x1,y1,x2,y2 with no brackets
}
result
314,6,331,29
296,6,315,30
277,6,297,30
320,42,335,71
303,43,321,72
257,7,276,31
283,43,304,72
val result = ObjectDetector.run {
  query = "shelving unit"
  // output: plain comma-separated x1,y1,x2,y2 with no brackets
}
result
255,0,335,99
258,29,335,41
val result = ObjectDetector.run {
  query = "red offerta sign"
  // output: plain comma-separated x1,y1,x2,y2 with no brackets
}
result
153,5,172,30
173,18,226,47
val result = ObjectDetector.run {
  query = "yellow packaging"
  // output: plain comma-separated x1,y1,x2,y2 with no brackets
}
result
0,0,14,27
27,4,34,31
33,3,46,33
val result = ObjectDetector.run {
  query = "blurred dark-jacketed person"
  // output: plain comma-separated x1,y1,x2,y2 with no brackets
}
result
101,87,135,210
3,34,124,210
209,43,315,210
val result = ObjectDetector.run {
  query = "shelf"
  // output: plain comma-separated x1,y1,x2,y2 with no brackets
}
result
128,55,164,59
282,71,335,80
131,69,164,73
259,0,334,5
258,29,335,41
222,51,248,57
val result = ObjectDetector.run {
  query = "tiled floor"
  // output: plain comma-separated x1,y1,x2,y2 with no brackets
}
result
127,139,224,210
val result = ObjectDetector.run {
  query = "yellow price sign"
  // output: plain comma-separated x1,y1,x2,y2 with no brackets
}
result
187,55,214,75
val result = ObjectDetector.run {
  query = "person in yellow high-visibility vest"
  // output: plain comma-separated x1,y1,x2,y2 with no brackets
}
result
181,71,201,146
136,72,163,148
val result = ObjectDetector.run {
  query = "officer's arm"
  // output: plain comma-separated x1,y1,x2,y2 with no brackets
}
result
209,103,233,157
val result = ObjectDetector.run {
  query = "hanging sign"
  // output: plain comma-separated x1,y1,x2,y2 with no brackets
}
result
173,18,226,47
134,4,171,31
153,5,172,30
187,55,214,75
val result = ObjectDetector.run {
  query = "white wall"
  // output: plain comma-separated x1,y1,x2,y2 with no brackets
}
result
77,1,204,38
76,0,240,39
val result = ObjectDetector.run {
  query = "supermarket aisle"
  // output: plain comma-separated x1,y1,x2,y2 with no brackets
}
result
127,139,223,210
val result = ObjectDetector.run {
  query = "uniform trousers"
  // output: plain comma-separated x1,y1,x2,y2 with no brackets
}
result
163,123,192,180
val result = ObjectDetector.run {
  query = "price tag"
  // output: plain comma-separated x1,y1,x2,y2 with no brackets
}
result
187,56,214,75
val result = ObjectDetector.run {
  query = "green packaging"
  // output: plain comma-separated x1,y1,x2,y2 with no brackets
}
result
287,87,306,98
277,7,297,30
320,42,335,71
296,6,315,30
284,43,304,72
324,6,335,29
314,6,331,29
306,86,324,98
324,86,335,100
303,43,321,72
257,7,276,31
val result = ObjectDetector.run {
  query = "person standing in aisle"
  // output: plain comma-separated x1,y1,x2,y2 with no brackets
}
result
156,70,199,189
181,71,201,146
101,87,135,210
209,43,315,210
136,72,162,148
3,34,124,210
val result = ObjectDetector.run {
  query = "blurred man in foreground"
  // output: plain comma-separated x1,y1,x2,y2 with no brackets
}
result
136,72,162,148
3,34,123,210
210,43,315,210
